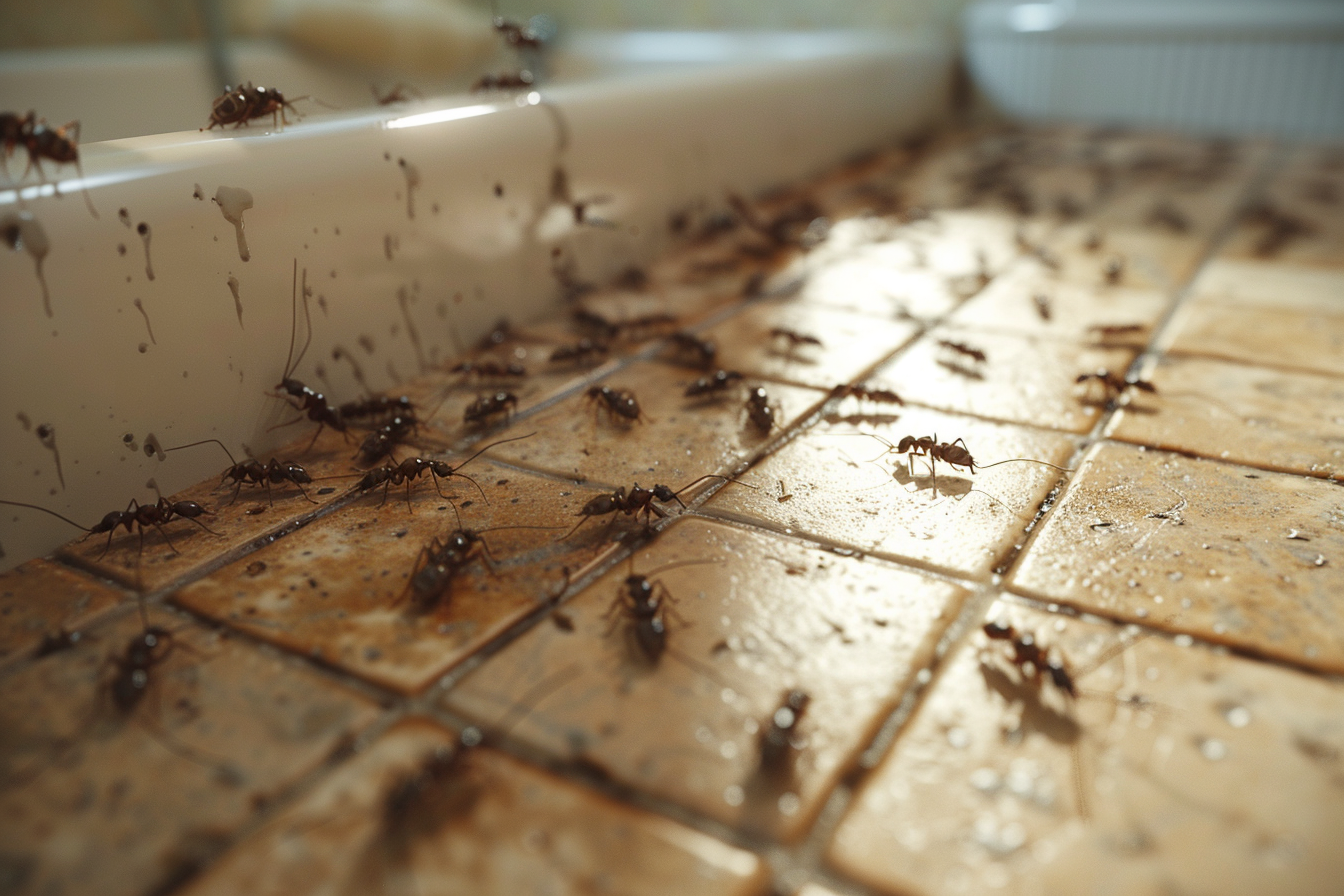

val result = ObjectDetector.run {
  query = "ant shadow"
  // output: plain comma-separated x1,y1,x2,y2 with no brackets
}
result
822,412,902,427
936,359,985,381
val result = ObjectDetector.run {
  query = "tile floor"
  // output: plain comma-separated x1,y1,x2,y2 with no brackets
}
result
3,124,1342,896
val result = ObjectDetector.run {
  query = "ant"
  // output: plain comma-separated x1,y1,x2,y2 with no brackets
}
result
353,433,531,510
758,689,810,776
472,71,535,92
548,338,608,367
744,386,777,434
354,414,419,466
769,327,823,353
273,262,348,450
371,83,421,105
491,2,546,52
562,475,748,540
398,524,554,615
982,620,1076,697
1075,369,1157,404
204,83,306,130
0,497,219,561
866,434,1071,479
463,391,518,426
339,394,417,425
938,339,988,364
166,438,315,506
585,385,648,425
830,383,904,405
684,369,744,399
2,111,98,217
603,569,688,664
572,308,620,340
666,331,718,369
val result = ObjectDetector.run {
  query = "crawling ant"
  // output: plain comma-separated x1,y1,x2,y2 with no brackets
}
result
35,628,83,659
937,339,987,364
666,331,717,369
398,524,559,615
830,383,904,405
758,689,810,775
205,83,306,130
769,327,823,354
463,391,518,426
0,111,29,178
744,386,777,434
0,497,219,561
866,434,1071,479
585,385,648,425
339,394,416,425
472,71,535,92
273,262,348,449
449,359,527,382
562,475,749,540
982,620,1076,697
2,111,98,217
353,433,531,510
371,83,421,105
355,414,419,465
603,570,686,663
491,3,546,52
166,438,315,506
548,338,608,367
684,369,744,399
1075,369,1157,404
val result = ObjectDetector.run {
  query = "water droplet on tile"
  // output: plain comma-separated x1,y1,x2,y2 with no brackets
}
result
1223,705,1251,728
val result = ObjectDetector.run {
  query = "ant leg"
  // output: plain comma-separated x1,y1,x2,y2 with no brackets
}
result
152,522,182,555
302,424,325,455
404,480,415,513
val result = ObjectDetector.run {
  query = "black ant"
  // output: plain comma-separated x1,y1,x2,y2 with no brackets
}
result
1,111,98,217
548,338,608,366
938,339,988,364
353,433,532,510
463,391,518,426
684,369,744,399
472,71,535,92
396,523,555,615
371,83,421,105
769,327,823,350
273,262,348,450
204,83,307,130
757,689,810,776
1075,369,1157,404
830,383,904,405
354,414,419,465
744,386,777,434
603,570,685,664
562,475,750,540
866,434,1071,479
666,331,717,369
339,394,417,424
585,385,648,424
0,497,219,561
166,438,315,506
982,620,1077,697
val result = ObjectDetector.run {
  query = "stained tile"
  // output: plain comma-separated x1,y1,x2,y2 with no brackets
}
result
1106,354,1344,481
181,718,768,896
875,327,1136,434
0,606,379,896
54,428,356,593
1163,262,1344,377
948,263,1171,346
700,406,1075,579
442,517,966,841
1010,442,1344,673
828,602,1344,896
173,461,613,694
481,359,829,488
0,559,126,668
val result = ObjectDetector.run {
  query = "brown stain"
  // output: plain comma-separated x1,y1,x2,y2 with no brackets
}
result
132,299,156,344
136,223,154,281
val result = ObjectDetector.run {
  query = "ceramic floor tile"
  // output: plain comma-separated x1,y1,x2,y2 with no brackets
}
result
783,241,966,322
947,263,1171,346
0,606,380,896
1163,262,1344,377
182,717,768,896
1024,223,1206,292
54,427,355,593
1010,442,1344,673
875,327,1137,434
0,560,126,668
442,517,967,842
700,407,1076,579
481,359,830,489
172,460,616,694
692,298,920,393
1106,354,1344,481
1215,146,1344,269
827,601,1344,896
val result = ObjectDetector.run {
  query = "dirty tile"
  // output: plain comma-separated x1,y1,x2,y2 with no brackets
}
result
0,559,126,668
0,606,379,896
173,460,612,694
482,359,829,488
1010,442,1344,673
1216,147,1344,268
701,407,1076,579
1106,354,1344,481
443,517,966,841
1022,223,1204,292
948,263,1171,346
695,298,919,392
1163,262,1344,377
181,717,768,896
828,602,1344,896
55,427,356,593
876,327,1136,434
785,241,966,321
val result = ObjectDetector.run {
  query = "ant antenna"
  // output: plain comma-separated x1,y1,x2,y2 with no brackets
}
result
978,458,1075,473
0,498,90,532
281,260,314,382
164,438,239,468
